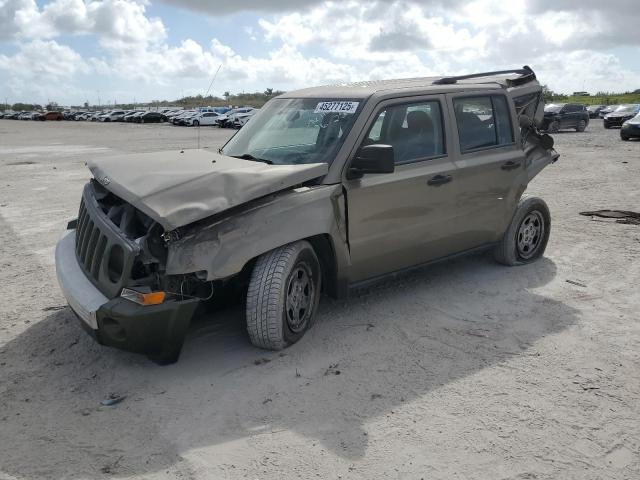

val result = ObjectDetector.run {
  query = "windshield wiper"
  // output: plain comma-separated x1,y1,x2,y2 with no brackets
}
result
231,153,273,164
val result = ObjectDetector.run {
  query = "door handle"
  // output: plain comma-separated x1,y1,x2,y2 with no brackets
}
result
427,174,452,186
501,161,521,171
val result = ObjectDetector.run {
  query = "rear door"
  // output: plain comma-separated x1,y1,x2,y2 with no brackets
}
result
344,95,463,282
447,92,524,246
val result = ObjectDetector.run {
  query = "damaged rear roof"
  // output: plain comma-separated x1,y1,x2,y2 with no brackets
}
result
281,71,534,100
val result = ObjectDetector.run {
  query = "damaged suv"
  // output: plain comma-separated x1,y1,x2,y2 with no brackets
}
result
56,66,558,363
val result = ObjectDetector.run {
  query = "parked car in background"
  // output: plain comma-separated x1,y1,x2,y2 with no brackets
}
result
541,103,589,132
42,111,64,121
186,111,222,126
620,113,640,140
123,111,144,122
100,110,126,122
233,110,258,128
217,107,255,128
587,105,605,118
93,112,110,121
136,111,167,123
172,111,197,125
603,104,640,129
599,105,618,118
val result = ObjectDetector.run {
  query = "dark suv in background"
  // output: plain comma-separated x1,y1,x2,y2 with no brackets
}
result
542,103,589,132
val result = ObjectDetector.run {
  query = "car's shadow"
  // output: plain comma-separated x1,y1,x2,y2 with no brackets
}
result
0,252,578,478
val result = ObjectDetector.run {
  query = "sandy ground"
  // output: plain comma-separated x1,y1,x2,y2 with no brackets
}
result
0,119,639,480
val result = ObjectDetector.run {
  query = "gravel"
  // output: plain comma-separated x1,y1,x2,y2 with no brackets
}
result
0,119,639,479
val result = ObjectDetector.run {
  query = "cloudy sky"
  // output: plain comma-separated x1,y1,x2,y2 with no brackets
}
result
1,0,639,105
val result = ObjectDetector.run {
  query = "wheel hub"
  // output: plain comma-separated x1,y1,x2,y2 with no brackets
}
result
517,210,544,259
285,263,314,333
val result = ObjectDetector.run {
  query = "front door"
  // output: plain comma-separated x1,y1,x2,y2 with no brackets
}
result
344,96,462,282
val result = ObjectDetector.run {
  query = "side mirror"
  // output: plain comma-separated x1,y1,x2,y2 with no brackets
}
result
348,144,395,179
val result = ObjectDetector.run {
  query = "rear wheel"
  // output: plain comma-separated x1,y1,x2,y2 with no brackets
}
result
246,241,322,350
548,121,560,133
494,196,550,266
193,120,200,127
576,120,586,132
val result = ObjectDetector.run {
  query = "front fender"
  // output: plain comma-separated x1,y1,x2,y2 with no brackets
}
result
165,184,350,281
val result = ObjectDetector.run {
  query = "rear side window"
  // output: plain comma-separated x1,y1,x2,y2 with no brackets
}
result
363,100,445,164
454,95,514,152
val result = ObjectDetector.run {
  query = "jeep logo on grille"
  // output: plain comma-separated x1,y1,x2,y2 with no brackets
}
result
100,176,111,186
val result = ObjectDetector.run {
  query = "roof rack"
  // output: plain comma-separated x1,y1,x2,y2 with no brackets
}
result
432,65,536,86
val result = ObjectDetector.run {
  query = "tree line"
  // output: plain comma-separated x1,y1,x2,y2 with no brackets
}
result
3,89,285,111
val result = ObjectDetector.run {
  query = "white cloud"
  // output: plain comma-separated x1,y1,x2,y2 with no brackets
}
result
0,39,90,101
0,38,88,77
1,0,639,103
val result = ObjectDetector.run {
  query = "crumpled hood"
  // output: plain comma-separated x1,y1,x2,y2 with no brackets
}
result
87,149,328,231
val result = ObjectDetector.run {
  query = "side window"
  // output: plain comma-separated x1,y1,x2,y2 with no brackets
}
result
362,101,445,164
454,95,514,152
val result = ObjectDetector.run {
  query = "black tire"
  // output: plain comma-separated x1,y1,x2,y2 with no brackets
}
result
494,196,551,266
193,120,199,127
548,121,559,133
604,123,610,129
576,120,586,132
621,133,629,141
246,240,322,350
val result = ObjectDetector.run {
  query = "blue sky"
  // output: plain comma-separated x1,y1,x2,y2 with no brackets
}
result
1,0,639,106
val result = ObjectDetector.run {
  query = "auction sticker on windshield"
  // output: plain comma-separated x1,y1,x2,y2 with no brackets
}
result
314,101,359,114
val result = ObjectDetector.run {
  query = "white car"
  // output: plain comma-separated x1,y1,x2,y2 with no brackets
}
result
218,107,255,127
233,110,258,128
187,111,222,126
100,110,126,122
172,110,198,125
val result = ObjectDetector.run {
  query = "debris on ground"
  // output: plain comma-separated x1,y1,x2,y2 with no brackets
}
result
100,394,126,407
100,455,124,474
253,358,271,366
325,364,341,376
566,280,587,288
580,210,640,225
42,305,66,312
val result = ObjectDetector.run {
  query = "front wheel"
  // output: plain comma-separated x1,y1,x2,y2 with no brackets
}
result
621,132,630,141
576,120,586,132
246,241,322,350
548,121,560,133
193,120,199,127
494,196,551,266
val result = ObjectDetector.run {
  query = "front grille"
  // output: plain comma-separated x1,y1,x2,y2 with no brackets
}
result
76,197,110,282
73,181,160,299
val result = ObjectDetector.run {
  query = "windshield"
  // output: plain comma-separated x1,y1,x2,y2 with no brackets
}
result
221,98,362,165
614,104,639,113
544,104,564,113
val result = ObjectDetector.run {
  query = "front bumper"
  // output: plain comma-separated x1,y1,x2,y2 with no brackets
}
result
621,123,640,138
55,230,199,362
604,117,632,128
